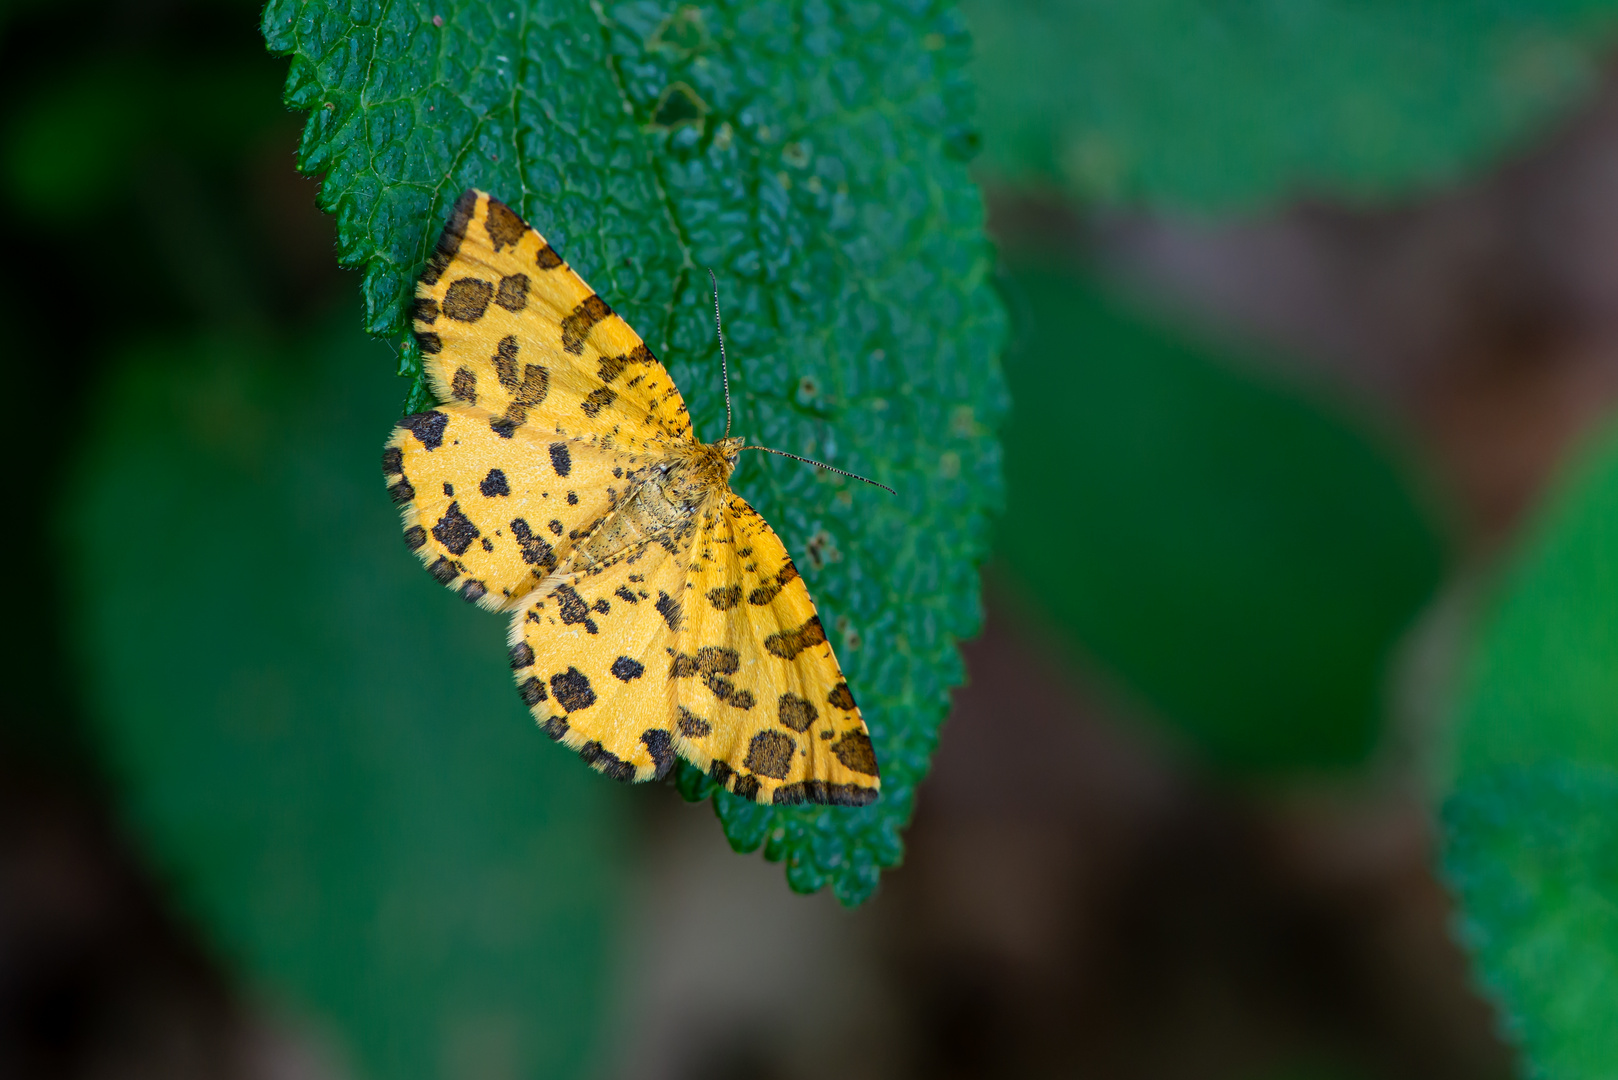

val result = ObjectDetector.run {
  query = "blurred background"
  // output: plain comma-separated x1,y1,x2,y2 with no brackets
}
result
7,0,1618,1076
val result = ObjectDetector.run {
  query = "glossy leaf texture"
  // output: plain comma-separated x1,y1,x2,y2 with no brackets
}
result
261,0,1008,904
966,0,1618,211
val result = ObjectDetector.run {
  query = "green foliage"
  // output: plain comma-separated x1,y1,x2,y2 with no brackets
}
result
1443,426,1618,1076
262,0,1007,904
996,263,1447,772
966,0,1618,211
1445,764,1618,1078
64,326,632,1079
5,57,283,220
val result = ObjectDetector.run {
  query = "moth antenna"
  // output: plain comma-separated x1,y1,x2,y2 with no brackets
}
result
707,268,733,439
740,445,896,494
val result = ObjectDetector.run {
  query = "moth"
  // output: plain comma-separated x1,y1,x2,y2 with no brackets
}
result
383,190,885,806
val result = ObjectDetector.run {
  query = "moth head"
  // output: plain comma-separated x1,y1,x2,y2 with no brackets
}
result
714,435,745,470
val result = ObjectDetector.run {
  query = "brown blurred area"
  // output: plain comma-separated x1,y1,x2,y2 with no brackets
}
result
13,43,1618,1080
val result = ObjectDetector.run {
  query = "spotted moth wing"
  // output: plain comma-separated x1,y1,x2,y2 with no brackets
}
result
506,536,693,782
384,408,653,611
669,495,880,806
412,189,694,450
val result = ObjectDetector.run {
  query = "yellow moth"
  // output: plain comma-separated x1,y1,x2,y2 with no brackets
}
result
383,190,884,806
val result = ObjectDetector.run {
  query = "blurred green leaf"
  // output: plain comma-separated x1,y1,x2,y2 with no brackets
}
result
4,56,285,219
5,62,154,214
261,0,1006,903
997,263,1447,772
63,325,632,1079
967,0,1618,210
1443,425,1618,1077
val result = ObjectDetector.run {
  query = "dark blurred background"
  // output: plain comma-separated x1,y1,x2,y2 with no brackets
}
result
7,0,1618,1076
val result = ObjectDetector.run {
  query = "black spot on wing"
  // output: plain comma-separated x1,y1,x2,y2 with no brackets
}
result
553,584,599,634
641,729,675,779
679,707,712,737
655,591,681,631
518,677,546,705
414,330,442,355
581,386,616,418
536,243,564,269
831,731,879,777
695,647,739,674
611,657,645,681
480,469,510,497
498,362,550,431
431,502,479,556
403,525,427,550
550,668,597,712
495,273,529,312
615,585,638,604
382,446,403,475
493,335,519,388
579,741,635,782
772,781,877,806
398,410,448,450
413,296,439,324
443,277,494,321
549,442,572,477
560,295,612,354
420,189,476,286
776,693,817,733
744,731,795,780
707,584,742,610
749,562,800,605
451,366,477,403
428,557,457,584
460,579,486,604
764,616,827,660
510,641,536,669
388,478,415,505
509,519,556,570
828,682,857,711
484,196,528,251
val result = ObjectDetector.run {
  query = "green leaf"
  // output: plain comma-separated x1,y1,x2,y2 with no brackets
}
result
996,263,1447,772
1442,425,1618,1076
966,0,1618,211
262,0,1007,904
63,325,632,1079
1444,763,1618,1078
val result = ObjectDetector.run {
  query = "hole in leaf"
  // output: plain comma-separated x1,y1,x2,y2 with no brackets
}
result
651,82,706,130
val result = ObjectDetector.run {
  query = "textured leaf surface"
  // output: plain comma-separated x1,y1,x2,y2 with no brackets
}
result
997,264,1446,772
1444,764,1618,1078
966,0,1618,210
1441,426,1618,1077
64,327,631,1079
262,0,1006,903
